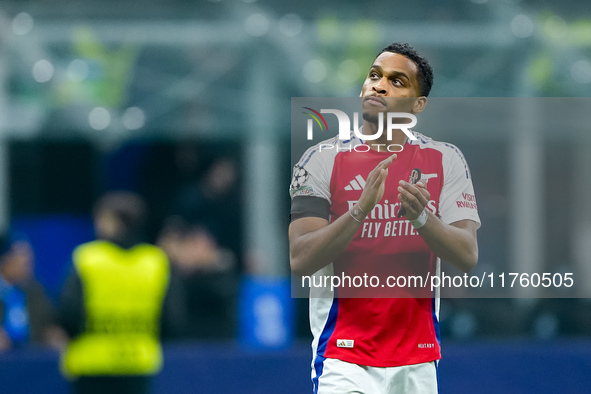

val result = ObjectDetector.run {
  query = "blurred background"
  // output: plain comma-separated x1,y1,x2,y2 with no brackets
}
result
0,0,590,393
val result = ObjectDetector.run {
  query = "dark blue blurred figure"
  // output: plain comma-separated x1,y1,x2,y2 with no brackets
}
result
0,234,66,352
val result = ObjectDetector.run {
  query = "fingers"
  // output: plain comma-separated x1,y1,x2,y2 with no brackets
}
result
371,154,397,174
358,155,398,212
378,168,388,182
397,192,420,218
399,180,430,200
368,168,388,192
366,154,396,184
411,181,428,201
380,153,397,169
397,180,430,218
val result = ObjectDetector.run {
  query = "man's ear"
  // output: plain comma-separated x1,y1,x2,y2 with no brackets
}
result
412,97,427,114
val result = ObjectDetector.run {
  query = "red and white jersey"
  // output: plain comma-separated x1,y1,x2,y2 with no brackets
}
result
290,130,480,368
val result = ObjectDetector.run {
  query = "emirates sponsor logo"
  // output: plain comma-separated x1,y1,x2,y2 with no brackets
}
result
347,200,437,220
346,200,438,238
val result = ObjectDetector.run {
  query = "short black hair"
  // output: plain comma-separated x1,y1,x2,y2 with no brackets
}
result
94,191,147,237
377,43,434,97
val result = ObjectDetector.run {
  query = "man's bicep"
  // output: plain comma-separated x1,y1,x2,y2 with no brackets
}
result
289,195,331,239
289,216,330,241
449,219,479,241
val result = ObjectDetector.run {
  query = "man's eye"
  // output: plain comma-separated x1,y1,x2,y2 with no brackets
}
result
392,79,403,86
370,72,379,79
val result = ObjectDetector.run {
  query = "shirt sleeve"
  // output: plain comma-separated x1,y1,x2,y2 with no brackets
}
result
438,145,481,227
289,145,334,222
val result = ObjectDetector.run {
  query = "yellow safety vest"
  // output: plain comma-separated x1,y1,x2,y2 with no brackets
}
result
62,240,169,376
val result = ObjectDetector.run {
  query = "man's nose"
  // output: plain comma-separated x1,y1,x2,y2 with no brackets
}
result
372,80,387,94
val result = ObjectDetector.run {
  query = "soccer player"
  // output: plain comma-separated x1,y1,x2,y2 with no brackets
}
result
289,43,480,393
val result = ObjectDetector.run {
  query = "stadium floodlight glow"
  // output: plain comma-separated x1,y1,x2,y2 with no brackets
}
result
32,60,54,83
278,14,303,37
244,13,269,37
338,59,361,83
89,107,111,130
302,59,328,83
122,107,146,130
511,14,535,38
12,13,34,36
67,59,89,83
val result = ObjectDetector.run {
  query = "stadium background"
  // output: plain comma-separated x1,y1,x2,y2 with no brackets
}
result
1,0,591,393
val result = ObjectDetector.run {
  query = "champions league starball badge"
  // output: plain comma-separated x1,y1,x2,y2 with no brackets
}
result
290,165,310,190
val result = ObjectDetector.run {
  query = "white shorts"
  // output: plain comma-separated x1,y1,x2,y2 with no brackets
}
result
312,357,438,394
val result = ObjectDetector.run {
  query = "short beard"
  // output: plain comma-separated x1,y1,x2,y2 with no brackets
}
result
362,110,380,125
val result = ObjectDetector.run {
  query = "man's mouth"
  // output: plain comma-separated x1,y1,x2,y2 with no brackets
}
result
364,96,386,107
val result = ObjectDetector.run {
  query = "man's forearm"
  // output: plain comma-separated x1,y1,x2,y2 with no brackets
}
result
417,213,478,272
289,207,365,277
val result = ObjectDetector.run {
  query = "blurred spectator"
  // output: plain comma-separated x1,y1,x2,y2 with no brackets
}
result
157,218,238,340
0,234,66,352
138,142,206,242
170,157,242,267
58,191,184,394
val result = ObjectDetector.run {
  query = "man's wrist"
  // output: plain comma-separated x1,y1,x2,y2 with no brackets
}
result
357,202,370,215
349,203,369,223
410,209,428,229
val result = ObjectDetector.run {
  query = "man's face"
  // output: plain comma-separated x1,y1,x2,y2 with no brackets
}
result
360,52,424,122
95,210,124,242
0,242,34,285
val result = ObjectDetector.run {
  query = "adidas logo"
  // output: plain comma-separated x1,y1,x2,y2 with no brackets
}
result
344,175,366,191
336,339,354,348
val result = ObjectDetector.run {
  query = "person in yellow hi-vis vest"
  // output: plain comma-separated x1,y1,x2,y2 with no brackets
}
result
59,191,182,394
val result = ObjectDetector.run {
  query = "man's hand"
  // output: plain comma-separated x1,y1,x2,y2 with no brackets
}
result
358,154,397,212
397,179,479,272
397,180,430,220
